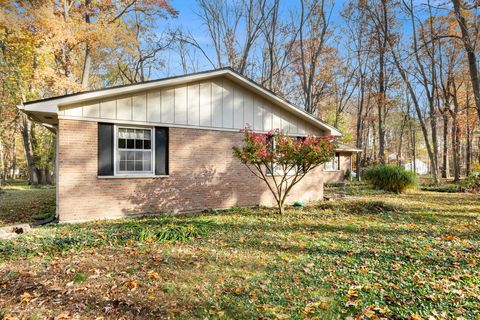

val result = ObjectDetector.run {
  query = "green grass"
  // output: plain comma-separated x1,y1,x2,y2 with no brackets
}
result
0,191,479,319
0,180,56,226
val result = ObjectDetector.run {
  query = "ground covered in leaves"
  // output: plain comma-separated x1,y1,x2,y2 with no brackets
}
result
0,190,479,319
0,180,56,227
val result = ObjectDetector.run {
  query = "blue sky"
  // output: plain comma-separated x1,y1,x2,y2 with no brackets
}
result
148,0,438,79
151,0,351,77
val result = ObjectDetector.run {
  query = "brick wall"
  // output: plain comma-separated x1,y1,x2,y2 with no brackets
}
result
58,119,324,222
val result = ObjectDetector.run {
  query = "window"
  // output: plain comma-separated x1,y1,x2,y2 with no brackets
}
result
116,127,153,174
266,136,305,176
324,153,340,171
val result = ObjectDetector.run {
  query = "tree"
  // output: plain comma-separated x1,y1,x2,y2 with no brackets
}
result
196,0,267,75
451,0,480,124
1,0,176,184
296,0,333,115
233,128,335,214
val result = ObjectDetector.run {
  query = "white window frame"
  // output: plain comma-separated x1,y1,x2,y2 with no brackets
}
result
324,153,340,171
113,124,155,177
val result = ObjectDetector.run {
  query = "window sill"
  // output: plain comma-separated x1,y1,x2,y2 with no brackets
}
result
97,175,169,179
324,170,341,172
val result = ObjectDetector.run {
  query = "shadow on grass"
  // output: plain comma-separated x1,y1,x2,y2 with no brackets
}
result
0,217,217,263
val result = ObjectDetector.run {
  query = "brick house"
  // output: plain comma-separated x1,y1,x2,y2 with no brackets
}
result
20,68,359,223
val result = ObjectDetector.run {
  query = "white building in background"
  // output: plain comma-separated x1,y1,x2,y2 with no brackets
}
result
404,159,429,175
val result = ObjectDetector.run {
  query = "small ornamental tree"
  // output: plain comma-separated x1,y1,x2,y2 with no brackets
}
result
233,128,335,214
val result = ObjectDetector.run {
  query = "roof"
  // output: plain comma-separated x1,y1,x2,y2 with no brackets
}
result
19,67,342,136
335,143,362,153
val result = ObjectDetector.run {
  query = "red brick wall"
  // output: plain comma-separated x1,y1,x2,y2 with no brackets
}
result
58,119,324,222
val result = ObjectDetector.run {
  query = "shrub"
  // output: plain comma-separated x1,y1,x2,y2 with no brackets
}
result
364,165,416,193
461,171,480,193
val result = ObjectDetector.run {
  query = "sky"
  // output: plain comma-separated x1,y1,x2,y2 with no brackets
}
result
146,0,444,79
150,0,349,78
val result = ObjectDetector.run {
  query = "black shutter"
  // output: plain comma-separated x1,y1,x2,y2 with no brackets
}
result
98,123,114,176
155,127,169,175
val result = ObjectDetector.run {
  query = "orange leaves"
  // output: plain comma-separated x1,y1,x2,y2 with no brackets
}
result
125,278,137,290
442,235,456,241
147,270,160,280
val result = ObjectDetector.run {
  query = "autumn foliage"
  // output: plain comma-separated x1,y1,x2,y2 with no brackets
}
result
233,128,335,214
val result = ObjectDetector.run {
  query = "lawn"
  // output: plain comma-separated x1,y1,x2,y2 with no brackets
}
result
0,189,479,319
0,180,56,227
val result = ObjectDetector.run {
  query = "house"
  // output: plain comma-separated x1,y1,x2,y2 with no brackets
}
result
324,143,362,183
403,159,429,175
20,68,357,223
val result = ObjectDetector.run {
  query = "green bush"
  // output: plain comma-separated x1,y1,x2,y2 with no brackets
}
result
461,171,480,193
364,165,416,193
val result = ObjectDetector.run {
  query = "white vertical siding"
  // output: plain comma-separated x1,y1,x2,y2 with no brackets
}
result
233,87,244,129
243,92,254,128
100,99,116,119
211,79,223,127
83,101,99,118
147,91,161,122
199,81,212,126
263,103,273,132
174,86,187,124
279,109,290,132
62,76,325,136
272,110,281,130
289,115,298,134
187,83,200,126
117,96,132,120
161,88,174,123
64,103,82,117
297,120,306,135
253,97,264,131
222,80,234,128
132,93,147,122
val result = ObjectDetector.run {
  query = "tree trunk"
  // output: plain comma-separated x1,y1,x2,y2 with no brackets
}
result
452,0,480,124
451,117,461,182
0,138,5,186
442,114,449,178
378,50,386,164
355,75,365,180
21,115,39,185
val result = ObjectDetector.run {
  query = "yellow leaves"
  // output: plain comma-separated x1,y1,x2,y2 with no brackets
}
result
147,270,160,280
411,314,423,320
303,301,328,315
20,292,31,304
442,235,456,241
347,286,359,299
360,305,391,318
234,286,245,295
